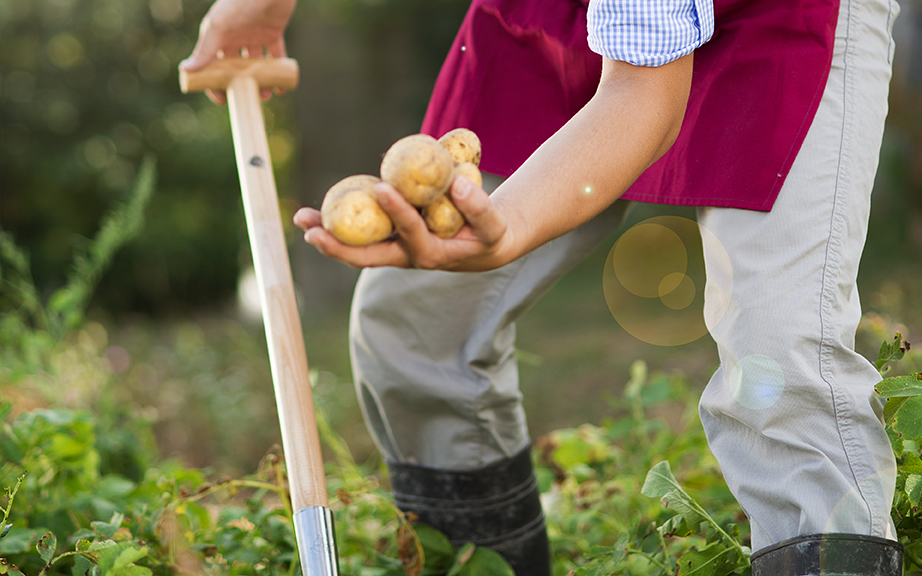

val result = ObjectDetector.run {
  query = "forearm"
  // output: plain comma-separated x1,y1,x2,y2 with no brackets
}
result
490,54,694,264
295,54,694,272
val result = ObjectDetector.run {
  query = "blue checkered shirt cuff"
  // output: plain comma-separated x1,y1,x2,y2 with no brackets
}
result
587,0,715,67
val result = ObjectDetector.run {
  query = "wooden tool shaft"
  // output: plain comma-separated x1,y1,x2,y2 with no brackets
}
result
226,75,327,510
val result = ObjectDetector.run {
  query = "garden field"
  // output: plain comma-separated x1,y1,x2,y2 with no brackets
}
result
3,0,922,573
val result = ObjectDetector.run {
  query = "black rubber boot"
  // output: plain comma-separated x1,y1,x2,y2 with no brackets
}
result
386,447,550,576
750,533,903,576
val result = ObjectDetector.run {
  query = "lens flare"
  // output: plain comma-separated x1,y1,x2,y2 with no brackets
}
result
603,216,730,346
728,354,785,410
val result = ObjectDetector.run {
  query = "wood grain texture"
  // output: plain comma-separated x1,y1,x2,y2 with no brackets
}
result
180,57,299,93
226,74,327,510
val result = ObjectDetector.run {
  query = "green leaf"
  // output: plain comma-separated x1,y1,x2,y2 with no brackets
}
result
905,474,922,507
0,430,24,464
550,426,611,470
0,528,43,554
876,334,908,372
1,524,11,539
445,543,476,576
640,461,679,499
676,543,739,576
415,524,455,572
901,452,922,474
72,553,98,576
887,426,905,455
876,374,922,398
642,462,708,535
891,397,922,442
577,533,630,575
95,542,150,575
884,397,912,426
37,532,57,564
91,512,124,539
659,513,695,537
456,547,515,576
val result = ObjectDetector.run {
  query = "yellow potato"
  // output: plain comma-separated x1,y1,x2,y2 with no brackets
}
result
438,128,481,166
453,161,482,188
421,161,481,238
422,193,465,239
380,134,454,207
321,174,393,245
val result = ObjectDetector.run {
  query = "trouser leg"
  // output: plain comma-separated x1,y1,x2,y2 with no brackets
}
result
349,192,626,573
349,198,627,469
697,0,901,558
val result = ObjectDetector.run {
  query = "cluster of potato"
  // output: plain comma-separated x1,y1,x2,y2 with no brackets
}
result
320,128,482,245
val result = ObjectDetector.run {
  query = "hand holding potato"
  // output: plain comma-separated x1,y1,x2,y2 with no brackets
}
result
298,127,505,268
294,172,514,271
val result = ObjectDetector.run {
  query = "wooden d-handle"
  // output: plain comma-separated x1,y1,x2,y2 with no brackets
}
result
179,57,299,93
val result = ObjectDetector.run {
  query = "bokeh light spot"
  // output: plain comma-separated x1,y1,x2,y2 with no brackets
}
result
47,33,83,69
611,222,687,298
603,216,717,346
728,354,785,410
659,273,696,310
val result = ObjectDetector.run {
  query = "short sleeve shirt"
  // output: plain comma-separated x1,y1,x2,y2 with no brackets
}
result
587,0,715,66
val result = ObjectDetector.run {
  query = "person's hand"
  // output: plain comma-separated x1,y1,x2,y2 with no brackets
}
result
293,175,518,272
179,0,296,104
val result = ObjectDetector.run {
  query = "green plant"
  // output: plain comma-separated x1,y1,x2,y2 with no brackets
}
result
874,333,922,569
541,330,922,576
535,361,747,576
0,155,156,381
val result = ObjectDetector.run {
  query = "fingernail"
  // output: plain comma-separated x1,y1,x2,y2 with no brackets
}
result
305,229,319,244
374,184,390,205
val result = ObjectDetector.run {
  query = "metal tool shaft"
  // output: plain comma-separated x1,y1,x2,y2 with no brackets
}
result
294,506,340,576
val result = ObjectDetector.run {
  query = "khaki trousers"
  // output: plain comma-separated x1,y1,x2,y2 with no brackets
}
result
348,0,900,551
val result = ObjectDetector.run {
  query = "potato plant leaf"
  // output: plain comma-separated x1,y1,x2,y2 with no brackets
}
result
875,374,922,398
902,452,922,474
676,543,739,576
455,547,514,576
641,462,708,535
446,542,477,576
37,532,57,564
890,397,922,442
887,426,905,455
415,524,455,572
94,542,151,576
91,512,125,540
905,474,922,507
876,333,908,372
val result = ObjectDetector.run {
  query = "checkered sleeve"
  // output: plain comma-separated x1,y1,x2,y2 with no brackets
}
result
587,0,715,67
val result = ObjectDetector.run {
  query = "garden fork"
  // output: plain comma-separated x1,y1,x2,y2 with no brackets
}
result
179,57,339,576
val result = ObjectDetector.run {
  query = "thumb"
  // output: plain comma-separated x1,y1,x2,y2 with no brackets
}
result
180,24,224,72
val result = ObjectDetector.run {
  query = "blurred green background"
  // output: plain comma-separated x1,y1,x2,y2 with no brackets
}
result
2,0,921,476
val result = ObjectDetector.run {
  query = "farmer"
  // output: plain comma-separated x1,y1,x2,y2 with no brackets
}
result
182,0,904,574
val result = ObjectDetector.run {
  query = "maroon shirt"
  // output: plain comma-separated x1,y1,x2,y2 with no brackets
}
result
421,0,839,211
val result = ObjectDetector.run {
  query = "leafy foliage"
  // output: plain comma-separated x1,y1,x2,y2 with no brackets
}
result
874,333,922,568
1,155,156,379
2,175,921,575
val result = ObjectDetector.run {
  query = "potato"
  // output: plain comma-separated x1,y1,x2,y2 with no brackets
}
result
438,128,481,166
321,174,393,245
422,163,482,239
423,194,465,239
380,134,454,207
453,161,483,188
